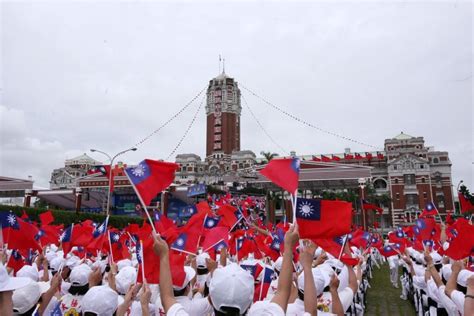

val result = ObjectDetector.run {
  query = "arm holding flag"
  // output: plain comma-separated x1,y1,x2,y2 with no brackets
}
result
153,233,177,313
271,224,299,312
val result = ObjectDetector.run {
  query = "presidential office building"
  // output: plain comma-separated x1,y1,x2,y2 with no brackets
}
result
305,132,454,226
174,70,257,185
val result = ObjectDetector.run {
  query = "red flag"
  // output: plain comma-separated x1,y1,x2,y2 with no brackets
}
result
20,210,29,220
7,250,25,274
295,199,352,239
39,210,55,226
201,227,229,251
355,153,363,160
1,213,42,251
365,152,373,160
459,192,474,214
362,200,383,214
344,153,354,160
376,152,384,159
331,155,341,161
259,158,300,193
125,160,179,206
445,218,474,260
378,244,402,257
137,235,160,283
314,238,359,266
217,205,242,229
311,156,321,162
321,155,331,162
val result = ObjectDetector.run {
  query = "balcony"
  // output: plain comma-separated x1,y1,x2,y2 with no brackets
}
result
403,184,418,195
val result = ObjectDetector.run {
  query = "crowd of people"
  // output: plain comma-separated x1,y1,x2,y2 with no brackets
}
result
385,224,474,315
0,224,385,316
0,192,473,315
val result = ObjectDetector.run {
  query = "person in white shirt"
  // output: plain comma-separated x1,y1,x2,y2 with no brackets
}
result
445,260,474,316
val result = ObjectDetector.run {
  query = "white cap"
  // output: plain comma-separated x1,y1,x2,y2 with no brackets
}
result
82,285,118,315
273,257,283,272
441,264,452,281
115,266,138,295
457,270,474,287
173,266,196,291
16,265,39,282
45,250,57,263
12,282,41,313
92,259,108,273
50,257,65,272
69,264,92,286
430,252,443,264
0,264,31,292
209,263,254,314
117,259,133,271
196,253,210,269
66,255,81,268
130,301,156,316
297,267,329,296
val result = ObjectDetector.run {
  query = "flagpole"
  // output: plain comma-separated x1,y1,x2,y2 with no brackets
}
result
108,231,114,264
259,266,266,301
291,189,298,224
124,171,158,235
431,202,445,225
140,240,146,283
338,235,348,260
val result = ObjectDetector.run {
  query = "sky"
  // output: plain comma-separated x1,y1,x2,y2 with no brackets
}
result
0,0,472,190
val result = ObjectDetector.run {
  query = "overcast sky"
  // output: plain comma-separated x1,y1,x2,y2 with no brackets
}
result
0,0,472,191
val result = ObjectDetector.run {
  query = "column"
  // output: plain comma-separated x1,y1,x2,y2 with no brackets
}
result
75,188,82,214
23,189,33,208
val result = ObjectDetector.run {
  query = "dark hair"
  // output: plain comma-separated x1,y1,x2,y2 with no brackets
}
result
68,284,89,295
434,263,442,272
456,284,467,294
173,286,187,297
15,304,37,316
298,289,305,301
197,267,209,275
214,306,242,316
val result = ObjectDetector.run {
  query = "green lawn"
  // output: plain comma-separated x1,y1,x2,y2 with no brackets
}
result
365,264,416,316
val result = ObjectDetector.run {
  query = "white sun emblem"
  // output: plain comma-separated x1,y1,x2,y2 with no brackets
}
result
59,232,66,241
7,214,16,226
298,201,314,217
176,238,184,246
97,224,104,233
132,164,146,177
274,242,280,249
113,234,120,241
216,243,224,251
208,219,215,227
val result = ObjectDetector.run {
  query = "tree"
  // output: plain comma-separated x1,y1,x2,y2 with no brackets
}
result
260,151,279,163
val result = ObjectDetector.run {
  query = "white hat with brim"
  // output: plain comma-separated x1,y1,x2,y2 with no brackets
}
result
173,266,196,291
0,264,31,292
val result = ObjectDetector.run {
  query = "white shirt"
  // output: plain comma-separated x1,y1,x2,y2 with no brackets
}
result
248,301,285,315
167,303,189,316
264,278,279,300
59,293,83,315
436,285,459,316
175,295,213,316
450,290,465,316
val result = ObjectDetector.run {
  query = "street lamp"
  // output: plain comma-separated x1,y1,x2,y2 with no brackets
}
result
358,178,367,230
90,147,137,215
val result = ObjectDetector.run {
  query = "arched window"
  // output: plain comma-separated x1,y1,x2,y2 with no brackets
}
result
394,179,399,184
433,158,439,164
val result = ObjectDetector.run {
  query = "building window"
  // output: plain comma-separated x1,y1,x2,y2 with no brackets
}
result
404,174,415,185
423,192,428,199
396,193,400,200
421,177,426,183
433,158,439,164
420,164,424,169
394,179,399,184
406,194,418,205
393,165,398,170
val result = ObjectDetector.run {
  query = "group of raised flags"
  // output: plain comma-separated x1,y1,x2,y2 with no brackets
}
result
311,152,385,162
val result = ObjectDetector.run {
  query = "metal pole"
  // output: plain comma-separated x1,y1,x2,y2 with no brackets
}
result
90,147,137,216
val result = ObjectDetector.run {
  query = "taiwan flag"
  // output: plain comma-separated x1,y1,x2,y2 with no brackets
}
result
379,244,399,257
60,225,74,257
203,215,221,230
362,200,383,214
295,198,352,239
125,160,179,206
254,266,275,302
413,218,437,241
0,212,42,251
259,158,300,193
420,202,438,218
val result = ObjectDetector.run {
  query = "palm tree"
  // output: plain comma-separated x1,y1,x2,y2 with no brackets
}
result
260,151,279,163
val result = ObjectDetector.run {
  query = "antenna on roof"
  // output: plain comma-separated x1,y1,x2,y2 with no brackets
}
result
218,54,221,74
222,57,226,74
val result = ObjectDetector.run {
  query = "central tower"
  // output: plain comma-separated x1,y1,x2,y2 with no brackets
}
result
205,71,241,158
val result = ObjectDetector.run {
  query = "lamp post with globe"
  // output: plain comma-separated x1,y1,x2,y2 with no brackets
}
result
90,147,137,215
